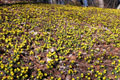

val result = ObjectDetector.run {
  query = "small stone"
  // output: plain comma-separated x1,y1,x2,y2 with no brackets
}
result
102,49,106,52
71,56,76,60
50,47,55,52
43,78,48,80
33,32,38,35
69,54,76,60
69,54,72,57
81,35,83,37
35,56,37,58
62,74,66,79
60,60,63,63
29,30,34,33
46,58,51,62
96,48,100,51
115,48,119,51
66,75,71,80
29,30,38,35
82,52,87,55
76,64,79,66
45,49,49,52
59,66,65,70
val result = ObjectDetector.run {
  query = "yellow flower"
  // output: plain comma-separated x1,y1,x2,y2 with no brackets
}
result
69,65,72,68
40,60,45,64
1,64,4,69
118,59,120,63
44,73,47,76
2,76,6,80
31,75,34,78
68,69,73,74
17,75,19,79
81,73,84,78
70,60,75,64
10,71,14,76
30,51,34,55
17,62,20,65
76,77,79,80
88,77,91,80
57,77,61,80
95,74,97,77
0,72,3,75
72,78,75,80
115,76,117,79
25,74,28,78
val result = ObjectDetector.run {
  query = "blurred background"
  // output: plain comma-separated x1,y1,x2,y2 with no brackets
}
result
0,0,120,9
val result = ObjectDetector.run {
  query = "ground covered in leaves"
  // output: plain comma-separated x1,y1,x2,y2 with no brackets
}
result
0,4,120,80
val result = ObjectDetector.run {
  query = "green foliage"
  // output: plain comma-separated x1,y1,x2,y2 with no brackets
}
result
0,4,120,80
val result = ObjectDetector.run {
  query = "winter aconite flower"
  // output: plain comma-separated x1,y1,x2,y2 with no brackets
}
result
0,3,120,80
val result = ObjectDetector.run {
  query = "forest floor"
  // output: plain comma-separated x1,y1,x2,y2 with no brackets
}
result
0,4,120,80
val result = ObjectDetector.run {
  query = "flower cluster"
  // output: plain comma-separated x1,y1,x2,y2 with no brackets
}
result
0,4,120,80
